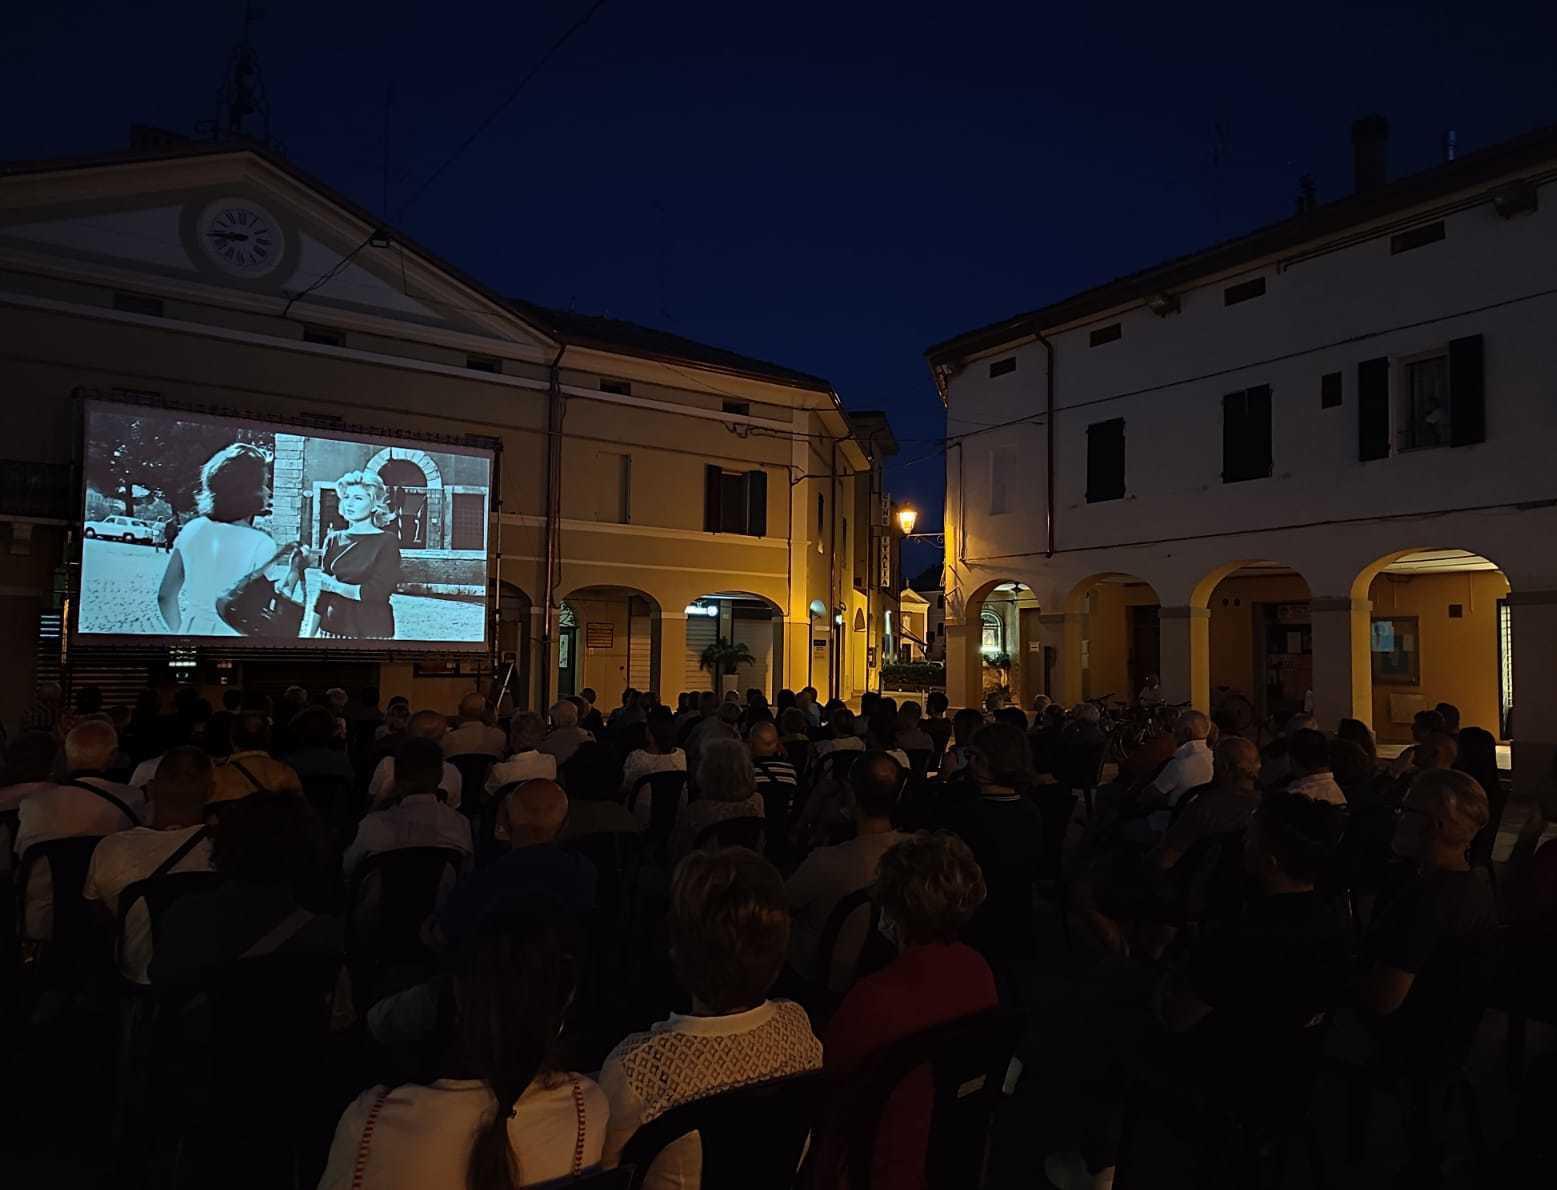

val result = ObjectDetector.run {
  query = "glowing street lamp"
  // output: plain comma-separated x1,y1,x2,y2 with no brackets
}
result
896,505,918,536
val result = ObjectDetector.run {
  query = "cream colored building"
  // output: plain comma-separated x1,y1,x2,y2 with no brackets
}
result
0,139,898,720
928,118,1557,791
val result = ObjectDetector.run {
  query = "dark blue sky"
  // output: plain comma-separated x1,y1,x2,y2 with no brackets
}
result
6,2,1556,577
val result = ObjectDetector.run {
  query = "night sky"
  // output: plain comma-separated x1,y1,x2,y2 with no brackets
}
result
6,2,1557,578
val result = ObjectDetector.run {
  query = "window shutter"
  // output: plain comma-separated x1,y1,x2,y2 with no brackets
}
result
1357,357,1391,461
1221,391,1242,482
704,464,723,532
1248,384,1273,478
1449,334,1485,446
1086,419,1125,503
745,469,768,537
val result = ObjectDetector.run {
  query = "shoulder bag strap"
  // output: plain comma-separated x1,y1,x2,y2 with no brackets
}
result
241,906,316,959
147,825,211,882
225,759,270,795
571,1078,587,1176
66,779,142,827
351,1087,394,1190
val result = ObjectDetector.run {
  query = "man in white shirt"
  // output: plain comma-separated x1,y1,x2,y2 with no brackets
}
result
15,719,146,940
84,745,216,984
1284,728,1348,806
441,692,506,759
345,738,473,878
486,712,558,795
368,710,465,809
1146,709,1216,810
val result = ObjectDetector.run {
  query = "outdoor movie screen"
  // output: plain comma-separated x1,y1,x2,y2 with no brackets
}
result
78,400,493,650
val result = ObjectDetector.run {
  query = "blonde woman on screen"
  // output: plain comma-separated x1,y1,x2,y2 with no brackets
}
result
300,469,402,639
157,443,279,635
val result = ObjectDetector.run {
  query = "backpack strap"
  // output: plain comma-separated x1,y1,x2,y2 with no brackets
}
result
240,906,316,959
66,779,142,827
224,758,270,795
147,825,210,882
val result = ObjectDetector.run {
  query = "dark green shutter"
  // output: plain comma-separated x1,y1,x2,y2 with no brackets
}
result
1086,419,1125,503
704,464,723,532
1449,334,1485,446
1248,384,1273,478
745,469,768,537
1357,357,1391,461
1221,391,1241,482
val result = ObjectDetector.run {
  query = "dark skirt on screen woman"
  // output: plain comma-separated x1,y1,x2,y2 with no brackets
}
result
315,529,401,639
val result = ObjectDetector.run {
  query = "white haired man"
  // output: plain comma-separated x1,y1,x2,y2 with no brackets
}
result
539,700,594,767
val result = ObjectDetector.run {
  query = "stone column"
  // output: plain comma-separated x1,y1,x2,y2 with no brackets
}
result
1159,605,1211,711
658,613,688,706
945,621,982,709
1509,591,1557,798
1039,612,1083,707
1309,596,1373,729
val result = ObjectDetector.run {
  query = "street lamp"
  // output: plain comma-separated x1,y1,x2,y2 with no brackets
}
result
896,505,918,536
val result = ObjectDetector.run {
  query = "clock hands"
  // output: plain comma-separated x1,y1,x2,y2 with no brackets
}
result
208,230,250,242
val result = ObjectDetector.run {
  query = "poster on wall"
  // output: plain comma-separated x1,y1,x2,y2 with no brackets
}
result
77,399,493,650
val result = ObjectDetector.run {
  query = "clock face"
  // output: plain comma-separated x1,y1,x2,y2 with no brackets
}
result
196,199,285,277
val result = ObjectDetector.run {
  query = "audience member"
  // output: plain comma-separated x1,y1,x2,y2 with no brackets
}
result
443,692,506,759
320,908,608,1189
1259,713,1318,790
922,691,953,757
1455,726,1504,869
343,737,473,877
749,721,799,832
1284,728,1347,805
282,705,356,789
1054,703,1107,792
486,713,558,794
786,751,909,990
1434,701,1462,736
375,697,411,742
580,687,610,734
557,743,641,841
814,707,865,758
211,712,304,804
538,701,594,767
620,709,687,811
1155,737,1263,872
21,680,66,738
1141,710,1214,811
672,738,765,861
797,686,822,728
687,699,743,776
1336,717,1378,766
435,781,595,949
1329,738,1380,805
368,711,464,807
599,848,822,1185
149,792,339,988
84,746,217,984
893,701,934,756
1387,709,1449,778
820,832,996,1190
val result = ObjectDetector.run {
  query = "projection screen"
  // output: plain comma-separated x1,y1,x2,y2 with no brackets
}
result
78,399,493,651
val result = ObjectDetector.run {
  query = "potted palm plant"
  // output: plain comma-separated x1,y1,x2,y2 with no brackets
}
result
699,637,756,696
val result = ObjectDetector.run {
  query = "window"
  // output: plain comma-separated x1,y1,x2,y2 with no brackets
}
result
450,492,486,550
1360,334,1484,460
988,357,1017,378
1089,323,1122,347
980,610,1005,656
989,445,1015,515
113,291,163,317
466,355,501,373
1224,277,1266,306
1403,354,1450,449
1221,384,1272,483
1390,221,1445,254
303,326,343,346
600,379,632,396
1321,372,1343,409
1370,616,1420,685
704,465,768,536
721,400,751,417
1086,418,1126,503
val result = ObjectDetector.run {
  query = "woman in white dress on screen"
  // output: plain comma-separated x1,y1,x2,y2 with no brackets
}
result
157,443,279,635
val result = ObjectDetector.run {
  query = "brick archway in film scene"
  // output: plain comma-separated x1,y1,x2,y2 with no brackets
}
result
364,446,444,489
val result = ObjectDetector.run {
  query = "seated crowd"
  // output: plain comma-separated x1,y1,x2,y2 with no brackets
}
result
1,677,1552,1189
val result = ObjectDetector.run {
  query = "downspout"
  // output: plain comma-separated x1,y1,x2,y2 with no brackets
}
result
538,343,566,710
1036,326,1056,558
830,437,839,699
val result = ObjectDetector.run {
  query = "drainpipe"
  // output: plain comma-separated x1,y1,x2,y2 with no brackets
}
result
538,344,566,710
1035,326,1056,557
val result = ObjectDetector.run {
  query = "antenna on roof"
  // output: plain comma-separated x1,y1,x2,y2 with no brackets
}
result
205,1,274,147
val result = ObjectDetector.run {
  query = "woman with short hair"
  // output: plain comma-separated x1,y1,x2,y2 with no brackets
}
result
303,469,402,639
671,738,765,860
621,709,688,819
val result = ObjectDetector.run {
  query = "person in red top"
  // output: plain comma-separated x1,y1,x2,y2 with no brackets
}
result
820,832,998,1189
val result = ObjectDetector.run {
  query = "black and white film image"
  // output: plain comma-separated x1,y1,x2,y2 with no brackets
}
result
78,402,492,646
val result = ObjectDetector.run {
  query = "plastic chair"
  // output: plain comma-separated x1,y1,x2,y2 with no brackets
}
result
16,835,108,996
347,846,465,999
117,870,226,960
694,814,765,853
813,884,876,1006
447,753,497,815
823,1008,1022,1190
904,749,933,783
783,739,813,778
628,771,687,860
618,1070,823,1190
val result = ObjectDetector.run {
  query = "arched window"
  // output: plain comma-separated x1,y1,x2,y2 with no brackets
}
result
980,610,1004,656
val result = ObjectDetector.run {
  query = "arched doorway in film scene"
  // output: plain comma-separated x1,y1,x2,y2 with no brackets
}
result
493,581,533,712
683,592,784,702
1197,561,1314,743
964,582,1042,708
1066,573,1162,706
1356,549,1511,748
557,586,661,708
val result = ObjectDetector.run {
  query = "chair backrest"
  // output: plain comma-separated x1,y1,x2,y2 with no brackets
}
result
630,772,687,855
618,1070,823,1190
813,749,860,789
447,754,496,813
905,749,933,782
348,845,465,957
542,1167,635,1188
694,814,764,853
118,870,226,949
18,835,104,946
832,1009,1022,1190
815,883,876,996
1030,788,1078,883
783,739,812,777
302,772,357,833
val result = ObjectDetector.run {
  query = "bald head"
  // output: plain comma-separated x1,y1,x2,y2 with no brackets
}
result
549,700,579,730
408,709,449,740
457,692,487,722
500,778,569,846
64,718,118,773
748,721,781,758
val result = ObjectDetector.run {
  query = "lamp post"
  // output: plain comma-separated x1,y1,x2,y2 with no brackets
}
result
897,505,918,537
